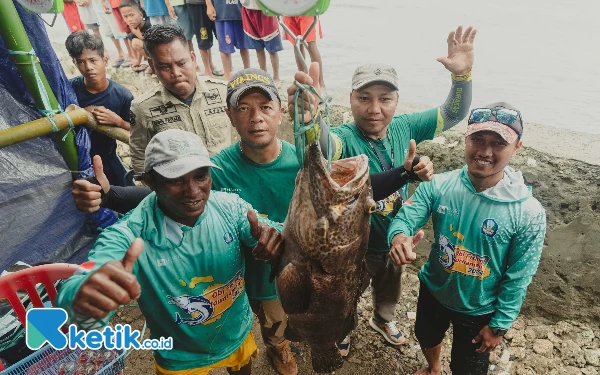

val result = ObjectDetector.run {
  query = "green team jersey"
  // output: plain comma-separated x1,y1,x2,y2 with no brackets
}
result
210,141,300,300
57,192,280,370
388,166,546,329
331,108,440,252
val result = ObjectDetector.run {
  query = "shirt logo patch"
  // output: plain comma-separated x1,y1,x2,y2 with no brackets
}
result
438,234,491,280
152,115,182,127
481,218,499,238
168,271,244,326
149,101,177,117
223,232,234,244
203,88,222,105
204,106,226,116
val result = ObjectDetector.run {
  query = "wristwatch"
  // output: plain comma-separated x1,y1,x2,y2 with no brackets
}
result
490,327,508,337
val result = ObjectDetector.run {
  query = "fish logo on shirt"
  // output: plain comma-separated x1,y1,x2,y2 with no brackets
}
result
168,271,245,326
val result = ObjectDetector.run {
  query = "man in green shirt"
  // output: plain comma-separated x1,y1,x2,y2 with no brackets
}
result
288,25,477,350
58,129,284,375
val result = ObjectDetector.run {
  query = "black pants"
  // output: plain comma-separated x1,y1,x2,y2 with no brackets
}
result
415,282,492,375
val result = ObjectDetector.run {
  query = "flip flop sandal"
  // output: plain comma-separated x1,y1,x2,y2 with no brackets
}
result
211,68,224,77
112,58,125,68
132,63,148,73
121,59,133,68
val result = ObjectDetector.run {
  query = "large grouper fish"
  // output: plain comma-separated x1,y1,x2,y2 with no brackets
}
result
274,142,375,373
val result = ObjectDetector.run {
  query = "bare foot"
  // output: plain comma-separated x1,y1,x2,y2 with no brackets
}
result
274,78,281,89
414,367,441,375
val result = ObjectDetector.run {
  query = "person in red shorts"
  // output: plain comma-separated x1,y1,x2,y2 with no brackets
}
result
63,0,87,33
282,15,325,93
241,0,283,88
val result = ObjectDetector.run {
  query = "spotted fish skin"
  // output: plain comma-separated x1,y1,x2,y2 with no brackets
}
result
276,142,373,373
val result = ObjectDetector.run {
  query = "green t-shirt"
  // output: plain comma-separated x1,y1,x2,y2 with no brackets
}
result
57,192,263,370
330,108,439,252
210,141,300,300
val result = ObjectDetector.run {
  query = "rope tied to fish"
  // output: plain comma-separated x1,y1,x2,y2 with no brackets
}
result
256,0,334,168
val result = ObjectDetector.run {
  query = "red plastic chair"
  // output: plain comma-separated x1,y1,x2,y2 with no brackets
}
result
0,263,80,371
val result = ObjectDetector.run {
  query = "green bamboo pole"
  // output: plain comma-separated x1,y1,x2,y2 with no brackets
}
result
0,0,79,172
0,108,88,149
0,107,130,148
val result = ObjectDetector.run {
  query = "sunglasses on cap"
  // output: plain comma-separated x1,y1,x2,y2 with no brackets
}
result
468,107,523,137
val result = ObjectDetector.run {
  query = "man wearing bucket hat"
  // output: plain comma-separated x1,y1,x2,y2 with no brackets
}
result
388,103,546,375
57,129,284,375
289,25,476,352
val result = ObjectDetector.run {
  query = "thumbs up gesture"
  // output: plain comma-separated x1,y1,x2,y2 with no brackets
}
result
247,210,284,262
74,239,144,319
72,155,111,213
389,230,425,266
403,139,434,182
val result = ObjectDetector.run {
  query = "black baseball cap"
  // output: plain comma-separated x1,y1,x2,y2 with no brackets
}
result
226,68,280,107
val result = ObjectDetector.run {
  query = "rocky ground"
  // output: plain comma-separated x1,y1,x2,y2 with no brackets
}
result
112,270,600,375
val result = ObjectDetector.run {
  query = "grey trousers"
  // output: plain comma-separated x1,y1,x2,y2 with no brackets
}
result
361,252,403,323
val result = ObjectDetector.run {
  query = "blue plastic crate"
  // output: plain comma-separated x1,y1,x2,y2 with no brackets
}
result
0,345,125,375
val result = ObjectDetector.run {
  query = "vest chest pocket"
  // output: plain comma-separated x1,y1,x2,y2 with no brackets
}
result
201,107,231,148
149,102,188,133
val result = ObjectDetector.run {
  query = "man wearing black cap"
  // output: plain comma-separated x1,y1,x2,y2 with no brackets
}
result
388,102,546,375
289,25,476,351
58,128,284,374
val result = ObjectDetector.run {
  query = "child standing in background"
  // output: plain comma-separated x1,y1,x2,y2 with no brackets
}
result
187,0,223,77
206,0,251,80
241,0,282,87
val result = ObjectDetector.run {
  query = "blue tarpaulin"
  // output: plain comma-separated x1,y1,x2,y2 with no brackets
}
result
0,0,118,272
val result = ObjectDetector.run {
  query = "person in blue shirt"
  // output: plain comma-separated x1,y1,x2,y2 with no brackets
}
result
66,31,133,186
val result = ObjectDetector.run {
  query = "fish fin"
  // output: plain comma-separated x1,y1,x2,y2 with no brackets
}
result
310,342,344,373
277,262,311,314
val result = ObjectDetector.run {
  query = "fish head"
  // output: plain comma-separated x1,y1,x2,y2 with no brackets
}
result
304,142,373,221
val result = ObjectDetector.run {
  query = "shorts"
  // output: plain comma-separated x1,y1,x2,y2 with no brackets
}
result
215,20,251,54
77,3,99,25
173,5,194,40
112,7,131,34
149,15,175,26
242,8,283,53
94,6,127,39
63,2,86,33
282,16,322,44
415,282,493,375
153,331,258,375
85,23,100,30
188,3,217,50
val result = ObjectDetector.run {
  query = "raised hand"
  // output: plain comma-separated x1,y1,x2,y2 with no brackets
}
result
72,155,110,213
74,239,144,318
403,139,434,181
248,209,283,262
287,62,321,123
436,25,477,75
389,231,425,266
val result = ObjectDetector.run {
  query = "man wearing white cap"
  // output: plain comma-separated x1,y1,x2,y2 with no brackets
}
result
289,25,476,352
388,103,546,375
57,129,284,375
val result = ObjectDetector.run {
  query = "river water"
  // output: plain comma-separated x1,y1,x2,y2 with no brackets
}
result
45,0,600,133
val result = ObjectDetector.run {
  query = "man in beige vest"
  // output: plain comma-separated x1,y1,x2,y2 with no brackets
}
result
130,24,231,173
